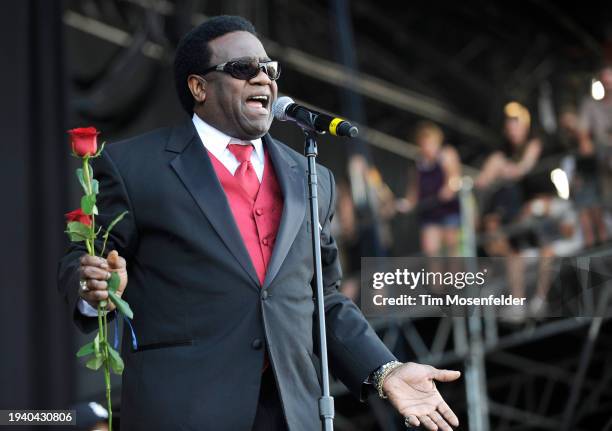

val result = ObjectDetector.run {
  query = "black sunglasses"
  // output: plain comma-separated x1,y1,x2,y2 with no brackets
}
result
201,59,281,81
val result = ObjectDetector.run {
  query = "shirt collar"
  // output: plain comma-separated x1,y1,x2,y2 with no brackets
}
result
191,113,264,163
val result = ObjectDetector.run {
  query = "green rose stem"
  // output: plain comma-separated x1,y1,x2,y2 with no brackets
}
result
102,307,112,430
71,140,130,431
82,155,114,431
82,156,94,256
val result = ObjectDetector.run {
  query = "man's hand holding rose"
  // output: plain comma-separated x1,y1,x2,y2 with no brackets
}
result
79,250,128,311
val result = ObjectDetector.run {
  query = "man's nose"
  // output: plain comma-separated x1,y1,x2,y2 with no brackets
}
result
249,68,272,85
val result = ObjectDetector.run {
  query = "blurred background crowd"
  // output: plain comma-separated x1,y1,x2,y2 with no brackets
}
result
336,71,612,323
1,1,611,430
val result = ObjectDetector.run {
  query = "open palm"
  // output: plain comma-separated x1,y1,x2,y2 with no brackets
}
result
383,362,460,430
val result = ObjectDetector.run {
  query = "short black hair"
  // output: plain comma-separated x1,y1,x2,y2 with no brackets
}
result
173,15,257,114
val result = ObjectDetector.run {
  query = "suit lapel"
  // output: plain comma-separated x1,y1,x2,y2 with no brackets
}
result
263,135,306,289
166,121,260,289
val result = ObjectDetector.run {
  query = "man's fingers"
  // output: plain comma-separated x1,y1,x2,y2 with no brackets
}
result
107,250,126,269
433,369,461,383
82,289,108,302
405,415,420,427
437,401,459,427
80,254,109,269
418,415,438,431
399,403,433,419
430,411,452,431
85,279,108,291
80,266,111,281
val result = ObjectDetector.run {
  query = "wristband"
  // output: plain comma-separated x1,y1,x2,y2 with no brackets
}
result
372,361,403,399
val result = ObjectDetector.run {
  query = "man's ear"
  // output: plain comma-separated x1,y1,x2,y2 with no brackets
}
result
187,75,207,104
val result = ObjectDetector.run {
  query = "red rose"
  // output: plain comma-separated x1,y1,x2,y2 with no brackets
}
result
65,208,92,226
68,127,100,157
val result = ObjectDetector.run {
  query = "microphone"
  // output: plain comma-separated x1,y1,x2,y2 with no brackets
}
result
272,96,359,138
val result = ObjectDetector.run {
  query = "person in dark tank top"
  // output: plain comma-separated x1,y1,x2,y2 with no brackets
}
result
397,121,462,256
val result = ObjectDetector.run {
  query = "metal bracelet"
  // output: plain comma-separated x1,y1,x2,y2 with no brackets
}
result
373,360,403,399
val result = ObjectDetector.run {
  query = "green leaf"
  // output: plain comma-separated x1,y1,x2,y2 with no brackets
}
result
76,341,95,358
66,221,91,242
81,194,96,215
105,211,128,236
108,291,133,319
65,230,84,243
108,345,124,375
86,355,103,370
76,168,88,194
92,179,99,195
94,332,101,357
107,272,120,294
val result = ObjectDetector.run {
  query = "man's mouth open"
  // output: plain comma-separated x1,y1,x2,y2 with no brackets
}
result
245,95,270,113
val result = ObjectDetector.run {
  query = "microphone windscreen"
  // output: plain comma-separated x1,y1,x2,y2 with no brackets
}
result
272,96,295,121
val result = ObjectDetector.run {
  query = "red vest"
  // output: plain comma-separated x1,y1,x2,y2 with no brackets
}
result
207,149,284,285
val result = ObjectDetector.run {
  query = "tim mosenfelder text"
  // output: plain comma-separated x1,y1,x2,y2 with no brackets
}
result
369,268,526,307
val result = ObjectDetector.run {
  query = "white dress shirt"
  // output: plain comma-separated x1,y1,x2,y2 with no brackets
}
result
78,114,266,317
192,113,265,181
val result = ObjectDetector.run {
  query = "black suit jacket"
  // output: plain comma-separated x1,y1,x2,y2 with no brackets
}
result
58,120,395,430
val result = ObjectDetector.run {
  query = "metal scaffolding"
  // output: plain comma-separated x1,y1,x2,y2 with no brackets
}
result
331,182,612,430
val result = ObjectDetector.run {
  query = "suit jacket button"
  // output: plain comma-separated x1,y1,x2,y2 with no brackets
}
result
261,289,269,300
251,338,263,350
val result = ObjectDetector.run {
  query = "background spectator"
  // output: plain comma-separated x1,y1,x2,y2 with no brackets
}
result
578,63,612,202
398,121,462,256
558,105,607,247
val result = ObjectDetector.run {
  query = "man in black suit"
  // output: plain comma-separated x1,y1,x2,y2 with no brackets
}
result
58,15,460,431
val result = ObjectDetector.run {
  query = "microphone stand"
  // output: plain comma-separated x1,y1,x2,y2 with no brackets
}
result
304,130,334,431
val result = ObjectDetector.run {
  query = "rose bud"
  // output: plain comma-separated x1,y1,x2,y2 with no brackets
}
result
68,127,100,157
65,208,92,226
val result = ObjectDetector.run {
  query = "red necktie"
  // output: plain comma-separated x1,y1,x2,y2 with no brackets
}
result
228,141,269,372
227,141,260,200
